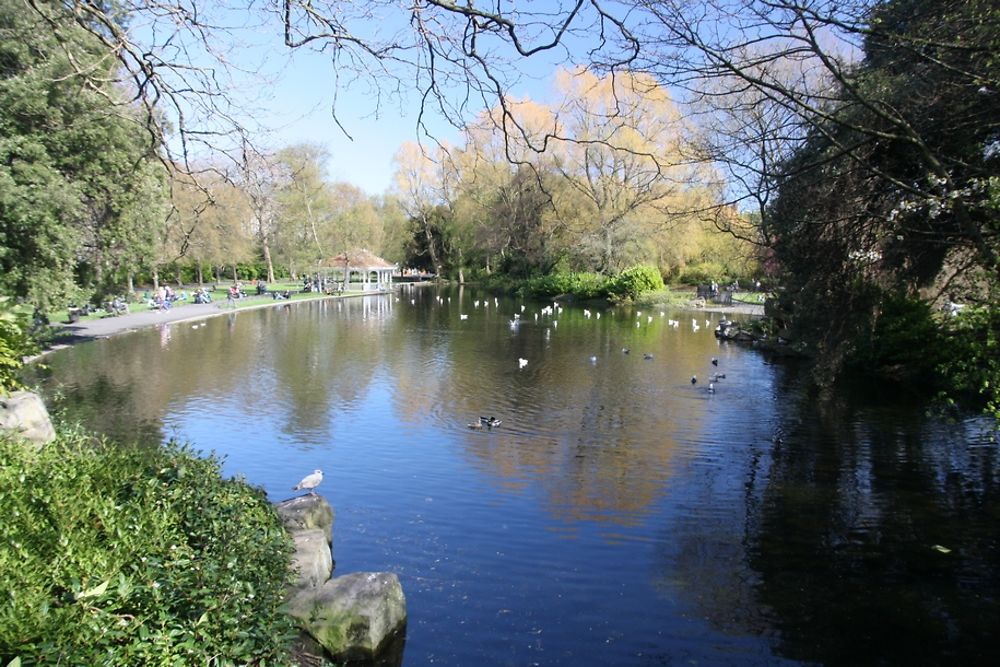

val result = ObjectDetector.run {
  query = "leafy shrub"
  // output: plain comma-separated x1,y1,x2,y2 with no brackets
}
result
0,434,296,665
0,296,38,394
676,262,726,286
519,272,609,300
606,265,664,300
937,303,1000,420
849,293,944,376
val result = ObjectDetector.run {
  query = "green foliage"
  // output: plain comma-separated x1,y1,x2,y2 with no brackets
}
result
937,304,1000,420
0,2,167,312
0,434,296,665
848,294,944,377
606,265,664,300
0,296,37,394
518,272,609,300
676,262,727,286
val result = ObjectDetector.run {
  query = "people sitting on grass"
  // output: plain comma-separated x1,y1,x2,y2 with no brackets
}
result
194,287,212,304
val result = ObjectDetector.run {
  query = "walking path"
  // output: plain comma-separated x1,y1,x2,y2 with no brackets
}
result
57,302,226,341
48,291,377,348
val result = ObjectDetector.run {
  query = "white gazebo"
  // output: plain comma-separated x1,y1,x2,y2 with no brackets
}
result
320,249,397,291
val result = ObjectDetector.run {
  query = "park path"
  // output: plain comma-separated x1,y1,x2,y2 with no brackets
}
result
55,302,229,342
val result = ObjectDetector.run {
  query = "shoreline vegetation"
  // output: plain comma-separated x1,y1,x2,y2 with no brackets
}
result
37,279,765,348
0,433,297,665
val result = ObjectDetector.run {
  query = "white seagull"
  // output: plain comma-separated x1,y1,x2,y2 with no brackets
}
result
293,469,324,495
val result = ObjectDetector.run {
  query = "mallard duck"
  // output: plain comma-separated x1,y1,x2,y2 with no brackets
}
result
468,421,484,430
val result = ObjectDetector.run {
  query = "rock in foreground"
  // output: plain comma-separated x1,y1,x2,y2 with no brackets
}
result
0,390,56,446
275,493,407,663
275,493,335,544
286,572,407,663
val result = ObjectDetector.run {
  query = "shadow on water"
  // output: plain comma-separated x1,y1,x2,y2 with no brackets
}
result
655,359,1000,664
753,386,999,663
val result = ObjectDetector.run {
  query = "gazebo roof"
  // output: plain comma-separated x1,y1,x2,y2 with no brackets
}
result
320,248,397,270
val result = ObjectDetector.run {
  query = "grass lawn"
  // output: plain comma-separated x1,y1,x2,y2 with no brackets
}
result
46,281,348,324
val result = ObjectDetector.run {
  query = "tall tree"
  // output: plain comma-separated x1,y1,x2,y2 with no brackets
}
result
393,142,445,275
0,1,167,309
274,144,335,276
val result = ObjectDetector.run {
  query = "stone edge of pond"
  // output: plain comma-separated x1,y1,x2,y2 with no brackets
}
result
275,494,407,665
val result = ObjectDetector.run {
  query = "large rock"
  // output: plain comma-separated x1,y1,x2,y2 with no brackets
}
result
0,391,56,446
286,572,407,662
275,494,335,544
290,528,333,589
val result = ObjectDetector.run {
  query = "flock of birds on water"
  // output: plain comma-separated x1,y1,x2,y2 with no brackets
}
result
292,292,734,494
396,289,733,433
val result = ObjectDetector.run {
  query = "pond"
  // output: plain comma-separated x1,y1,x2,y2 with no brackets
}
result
30,286,1000,665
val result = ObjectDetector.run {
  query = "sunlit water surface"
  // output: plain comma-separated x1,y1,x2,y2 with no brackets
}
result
30,286,1000,665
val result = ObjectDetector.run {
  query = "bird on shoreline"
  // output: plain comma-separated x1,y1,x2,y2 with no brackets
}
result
293,469,324,495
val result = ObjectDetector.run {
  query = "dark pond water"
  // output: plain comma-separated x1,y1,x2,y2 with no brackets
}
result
29,286,1000,665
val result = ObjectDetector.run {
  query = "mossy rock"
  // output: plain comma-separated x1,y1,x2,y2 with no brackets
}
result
286,572,407,662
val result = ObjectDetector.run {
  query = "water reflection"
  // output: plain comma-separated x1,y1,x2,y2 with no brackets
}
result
27,287,1000,665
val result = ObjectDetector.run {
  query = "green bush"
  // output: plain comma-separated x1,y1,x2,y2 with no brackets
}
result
518,272,609,300
0,434,296,665
937,303,1000,420
606,265,664,300
849,293,944,376
676,262,726,286
0,296,38,394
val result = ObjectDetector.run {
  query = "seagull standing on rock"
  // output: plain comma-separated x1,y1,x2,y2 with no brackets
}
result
293,469,324,495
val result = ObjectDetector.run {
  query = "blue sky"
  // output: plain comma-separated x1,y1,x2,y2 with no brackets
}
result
199,11,564,196
147,3,608,195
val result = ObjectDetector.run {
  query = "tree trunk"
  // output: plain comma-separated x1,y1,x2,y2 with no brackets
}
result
152,267,160,291
175,266,183,287
196,264,204,286
232,265,239,282
126,272,135,296
422,215,442,276
262,240,276,283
